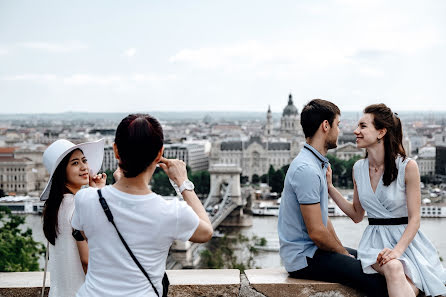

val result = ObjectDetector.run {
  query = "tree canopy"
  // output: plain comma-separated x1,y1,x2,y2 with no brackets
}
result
0,207,45,272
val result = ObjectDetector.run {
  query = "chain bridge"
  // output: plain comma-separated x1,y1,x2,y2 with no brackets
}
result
169,164,251,268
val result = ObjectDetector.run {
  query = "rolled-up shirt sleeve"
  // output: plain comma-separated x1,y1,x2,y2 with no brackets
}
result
290,165,321,205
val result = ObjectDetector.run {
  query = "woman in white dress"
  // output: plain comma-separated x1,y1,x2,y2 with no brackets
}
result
41,139,105,297
327,104,446,297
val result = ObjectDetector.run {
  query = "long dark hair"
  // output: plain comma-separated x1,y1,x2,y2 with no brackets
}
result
364,104,406,186
115,114,164,178
42,149,79,245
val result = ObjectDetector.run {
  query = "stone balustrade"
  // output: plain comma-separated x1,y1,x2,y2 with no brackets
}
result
0,268,365,297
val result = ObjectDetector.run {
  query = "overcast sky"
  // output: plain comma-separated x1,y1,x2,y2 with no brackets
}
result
1,0,445,114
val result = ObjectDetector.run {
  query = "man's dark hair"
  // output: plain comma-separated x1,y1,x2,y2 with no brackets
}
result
300,99,340,138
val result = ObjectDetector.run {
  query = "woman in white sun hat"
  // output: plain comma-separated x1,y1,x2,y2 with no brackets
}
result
40,138,106,297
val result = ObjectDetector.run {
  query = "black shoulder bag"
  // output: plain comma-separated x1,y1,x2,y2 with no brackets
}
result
97,189,169,297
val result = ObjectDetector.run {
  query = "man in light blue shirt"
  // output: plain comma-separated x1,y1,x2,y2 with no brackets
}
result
278,99,388,297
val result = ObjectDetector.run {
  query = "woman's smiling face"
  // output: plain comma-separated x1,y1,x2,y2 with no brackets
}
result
65,149,89,190
354,113,382,149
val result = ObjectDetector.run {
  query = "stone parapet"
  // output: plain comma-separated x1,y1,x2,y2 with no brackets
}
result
0,268,366,297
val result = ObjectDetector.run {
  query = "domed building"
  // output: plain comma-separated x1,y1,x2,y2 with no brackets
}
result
280,93,301,136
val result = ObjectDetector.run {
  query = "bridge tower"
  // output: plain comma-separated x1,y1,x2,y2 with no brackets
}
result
170,164,252,268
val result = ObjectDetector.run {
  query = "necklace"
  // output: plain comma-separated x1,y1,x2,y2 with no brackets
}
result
370,163,383,173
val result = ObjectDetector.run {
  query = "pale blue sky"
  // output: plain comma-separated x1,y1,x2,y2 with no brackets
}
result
1,0,445,113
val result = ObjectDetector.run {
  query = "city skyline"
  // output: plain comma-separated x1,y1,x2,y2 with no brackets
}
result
1,0,446,113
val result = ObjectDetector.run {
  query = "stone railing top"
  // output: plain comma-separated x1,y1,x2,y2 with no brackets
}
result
0,268,367,297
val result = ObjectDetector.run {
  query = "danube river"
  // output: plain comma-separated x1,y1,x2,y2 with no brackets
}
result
23,215,446,269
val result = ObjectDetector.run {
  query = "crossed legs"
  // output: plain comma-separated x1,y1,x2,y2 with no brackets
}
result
372,260,419,297
289,247,389,297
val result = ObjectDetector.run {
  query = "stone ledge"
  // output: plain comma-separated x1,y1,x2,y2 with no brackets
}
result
0,269,366,297
244,268,364,297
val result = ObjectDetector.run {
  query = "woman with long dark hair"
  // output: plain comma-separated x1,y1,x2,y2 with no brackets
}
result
327,104,446,297
71,114,213,297
41,139,105,297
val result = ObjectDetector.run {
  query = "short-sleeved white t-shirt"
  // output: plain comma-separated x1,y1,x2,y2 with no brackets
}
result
71,185,199,297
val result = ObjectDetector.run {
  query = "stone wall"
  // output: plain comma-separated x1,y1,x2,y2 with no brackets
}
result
0,268,365,297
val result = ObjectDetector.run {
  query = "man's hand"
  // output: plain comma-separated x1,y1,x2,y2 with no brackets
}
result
89,171,106,188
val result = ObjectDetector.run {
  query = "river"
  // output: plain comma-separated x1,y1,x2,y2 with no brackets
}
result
22,214,446,269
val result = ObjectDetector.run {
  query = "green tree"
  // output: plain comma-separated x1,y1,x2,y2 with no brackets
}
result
270,169,285,193
251,174,260,184
104,169,115,185
0,206,45,272
260,174,268,183
240,175,249,184
151,168,175,196
281,164,290,175
326,154,361,188
189,170,210,196
0,189,5,198
200,234,266,272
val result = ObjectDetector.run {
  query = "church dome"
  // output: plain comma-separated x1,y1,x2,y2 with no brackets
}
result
282,94,298,116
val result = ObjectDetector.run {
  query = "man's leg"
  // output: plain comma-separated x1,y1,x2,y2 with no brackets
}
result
289,248,388,297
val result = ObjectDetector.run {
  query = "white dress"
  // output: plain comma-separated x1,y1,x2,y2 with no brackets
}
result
48,194,85,297
354,157,446,296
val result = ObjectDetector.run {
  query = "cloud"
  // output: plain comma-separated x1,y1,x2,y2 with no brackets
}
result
0,48,8,55
0,73,176,86
1,74,58,81
20,41,87,52
123,48,137,57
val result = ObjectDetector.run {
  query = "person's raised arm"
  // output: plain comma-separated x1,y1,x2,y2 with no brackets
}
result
159,157,213,243
327,165,365,223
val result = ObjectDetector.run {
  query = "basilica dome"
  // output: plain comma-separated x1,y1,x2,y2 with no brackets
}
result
282,94,298,116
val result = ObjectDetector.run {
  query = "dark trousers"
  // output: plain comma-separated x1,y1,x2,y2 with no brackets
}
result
289,247,388,297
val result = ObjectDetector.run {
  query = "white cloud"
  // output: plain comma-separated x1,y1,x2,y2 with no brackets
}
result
359,66,385,77
170,40,352,72
0,73,176,86
20,41,87,52
0,48,8,55
123,48,137,57
1,74,58,81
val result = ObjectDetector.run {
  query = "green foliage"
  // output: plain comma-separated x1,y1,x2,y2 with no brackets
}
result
200,234,266,272
104,169,115,185
270,169,285,193
251,174,260,184
151,167,176,196
252,164,289,193
0,189,5,198
240,175,249,184
256,236,267,247
151,166,211,197
326,154,362,188
0,207,46,272
189,170,210,196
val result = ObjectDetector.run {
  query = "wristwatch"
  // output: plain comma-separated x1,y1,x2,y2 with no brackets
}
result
179,180,195,193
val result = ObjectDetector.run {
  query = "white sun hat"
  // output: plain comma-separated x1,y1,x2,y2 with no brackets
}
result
40,139,105,201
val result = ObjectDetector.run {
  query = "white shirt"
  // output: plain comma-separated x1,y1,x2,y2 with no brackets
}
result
71,185,199,297
49,194,85,297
